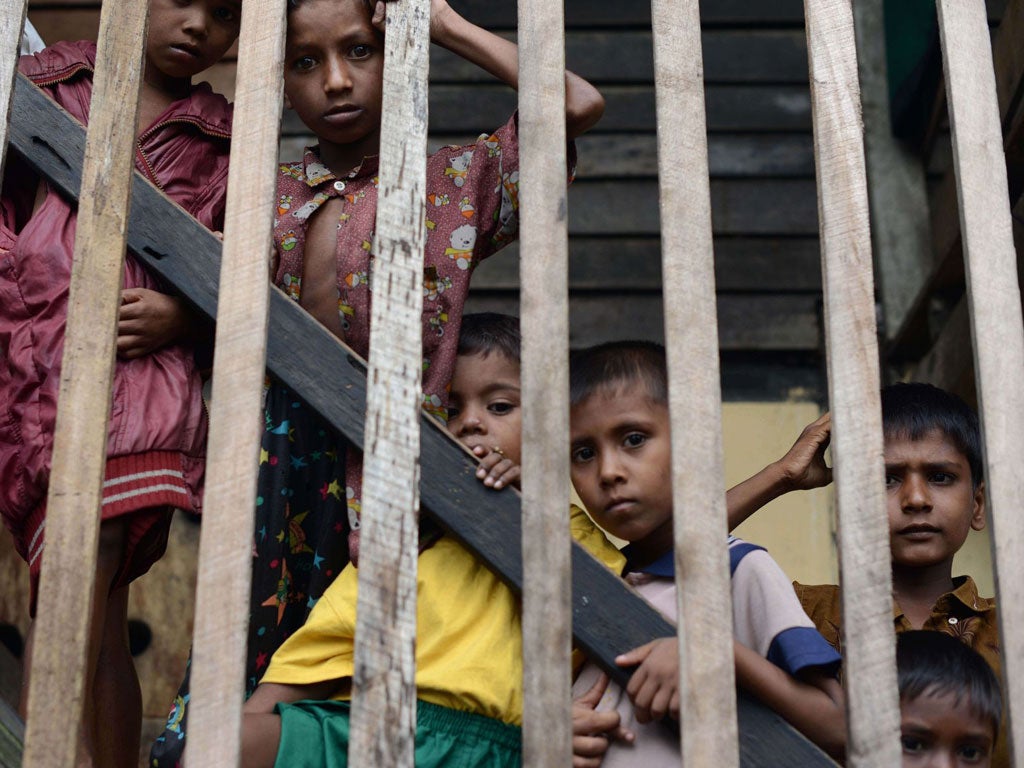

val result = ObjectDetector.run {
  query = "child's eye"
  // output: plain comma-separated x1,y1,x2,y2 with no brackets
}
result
624,433,647,449
488,401,516,416
957,744,987,762
885,473,899,489
446,406,461,420
930,471,954,484
900,735,926,754
571,446,595,463
213,6,237,23
292,56,317,72
350,44,373,60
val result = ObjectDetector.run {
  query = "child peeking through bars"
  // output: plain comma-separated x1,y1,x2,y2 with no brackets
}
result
238,314,624,767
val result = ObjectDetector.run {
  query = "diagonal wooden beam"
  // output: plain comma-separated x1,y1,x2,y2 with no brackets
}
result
6,72,836,767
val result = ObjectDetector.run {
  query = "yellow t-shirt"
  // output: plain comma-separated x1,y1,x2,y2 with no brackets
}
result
261,504,625,726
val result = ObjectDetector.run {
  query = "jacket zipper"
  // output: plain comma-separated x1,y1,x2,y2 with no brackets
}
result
32,64,231,191
136,118,232,191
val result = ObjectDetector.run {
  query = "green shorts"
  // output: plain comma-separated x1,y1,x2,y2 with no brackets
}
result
274,699,522,768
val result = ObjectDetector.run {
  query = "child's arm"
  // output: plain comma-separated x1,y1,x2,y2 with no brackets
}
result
725,412,832,531
616,638,846,760
572,672,634,768
733,641,846,760
374,0,605,138
241,679,346,768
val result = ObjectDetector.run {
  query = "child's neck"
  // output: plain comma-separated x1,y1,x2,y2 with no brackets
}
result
317,137,381,179
138,63,192,135
891,559,956,629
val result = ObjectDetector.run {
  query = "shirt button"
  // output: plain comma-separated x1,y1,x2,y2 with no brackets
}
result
334,181,346,192
948,617,958,625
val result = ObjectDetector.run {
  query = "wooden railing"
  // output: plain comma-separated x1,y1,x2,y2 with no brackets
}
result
1,0,1021,766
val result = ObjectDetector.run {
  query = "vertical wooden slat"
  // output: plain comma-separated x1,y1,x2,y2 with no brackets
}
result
0,0,28,178
518,0,572,764
348,0,430,765
651,0,739,764
936,1,1024,763
803,1,901,765
21,2,150,766
187,2,285,764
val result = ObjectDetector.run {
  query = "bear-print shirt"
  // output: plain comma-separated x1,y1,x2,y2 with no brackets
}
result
272,114,573,556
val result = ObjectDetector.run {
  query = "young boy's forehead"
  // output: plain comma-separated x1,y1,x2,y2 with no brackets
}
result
288,0,375,39
883,428,969,465
570,384,666,435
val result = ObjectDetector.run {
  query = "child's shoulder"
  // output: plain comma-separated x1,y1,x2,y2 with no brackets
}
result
20,39,96,81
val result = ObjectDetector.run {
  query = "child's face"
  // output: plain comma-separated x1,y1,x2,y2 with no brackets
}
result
447,352,522,466
146,0,241,81
284,0,384,163
900,691,995,767
885,429,985,571
570,386,673,560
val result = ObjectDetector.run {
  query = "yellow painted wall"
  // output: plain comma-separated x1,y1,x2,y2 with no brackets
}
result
724,402,837,585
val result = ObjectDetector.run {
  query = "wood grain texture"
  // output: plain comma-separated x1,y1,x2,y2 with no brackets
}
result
652,0,739,763
7,78,839,766
21,2,149,767
187,2,285,765
348,1,430,766
803,1,901,765
517,0,573,764
937,2,1024,763
0,0,28,179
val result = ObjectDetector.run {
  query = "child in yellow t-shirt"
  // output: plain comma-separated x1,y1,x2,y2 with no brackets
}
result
240,314,622,768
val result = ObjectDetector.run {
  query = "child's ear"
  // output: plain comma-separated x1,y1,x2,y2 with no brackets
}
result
284,91,292,110
970,480,986,532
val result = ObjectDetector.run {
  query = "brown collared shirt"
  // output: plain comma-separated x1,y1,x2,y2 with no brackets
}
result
794,576,1005,767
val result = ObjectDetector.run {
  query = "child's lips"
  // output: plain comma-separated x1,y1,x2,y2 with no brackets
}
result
897,524,941,539
605,498,637,515
323,105,363,125
169,42,201,59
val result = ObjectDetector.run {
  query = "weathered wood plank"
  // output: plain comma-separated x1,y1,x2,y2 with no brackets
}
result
366,133,818,179
465,292,822,351
431,30,810,84
0,0,28,178
517,0,572,762
348,1,430,765
937,2,1024,763
186,2,285,766
564,179,819,236
282,84,815,135
804,0,900,765
8,73,838,767
469,236,823,291
21,2,149,767
653,0,738,762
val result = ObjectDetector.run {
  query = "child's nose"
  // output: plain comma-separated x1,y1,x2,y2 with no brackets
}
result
598,453,625,485
900,474,931,511
324,59,354,93
456,411,485,436
181,7,209,38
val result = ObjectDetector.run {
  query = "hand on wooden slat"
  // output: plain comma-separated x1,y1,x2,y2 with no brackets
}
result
471,444,520,490
572,672,633,767
617,638,680,723
117,287,188,358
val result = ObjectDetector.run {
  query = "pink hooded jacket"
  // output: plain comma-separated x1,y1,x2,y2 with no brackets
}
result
0,41,230,583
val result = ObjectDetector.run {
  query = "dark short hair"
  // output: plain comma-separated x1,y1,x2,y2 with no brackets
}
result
457,313,521,364
569,341,668,407
881,382,983,485
288,0,374,15
897,630,1002,738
